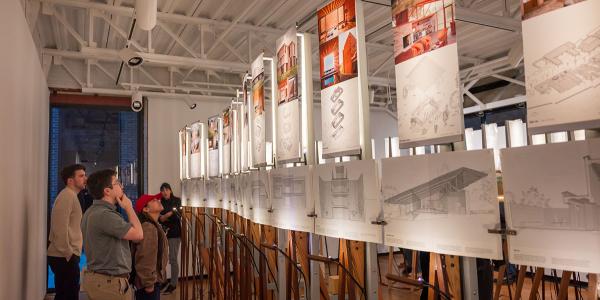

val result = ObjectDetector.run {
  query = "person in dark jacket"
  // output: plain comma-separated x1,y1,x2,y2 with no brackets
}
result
158,183,181,294
132,193,169,300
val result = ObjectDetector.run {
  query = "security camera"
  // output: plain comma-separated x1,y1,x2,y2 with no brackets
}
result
183,97,197,110
119,46,144,68
131,91,143,112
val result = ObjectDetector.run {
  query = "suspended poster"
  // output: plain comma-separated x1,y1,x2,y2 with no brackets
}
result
222,107,231,174
205,177,222,209
317,0,362,158
178,127,188,180
270,165,314,233
207,115,220,177
502,139,600,273
313,160,383,243
230,104,241,174
189,122,203,179
250,170,272,225
381,150,502,259
521,0,600,134
241,79,250,171
276,27,302,163
391,0,463,148
251,54,267,167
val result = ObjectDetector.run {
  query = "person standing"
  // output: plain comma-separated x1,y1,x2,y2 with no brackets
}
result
158,183,181,295
81,169,144,300
132,194,169,300
48,164,87,300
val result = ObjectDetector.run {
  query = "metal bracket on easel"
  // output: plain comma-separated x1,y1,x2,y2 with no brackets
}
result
370,220,388,226
307,213,317,218
487,228,517,236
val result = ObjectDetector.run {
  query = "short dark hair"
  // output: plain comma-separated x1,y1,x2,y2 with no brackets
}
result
60,164,86,185
87,169,117,200
160,182,172,191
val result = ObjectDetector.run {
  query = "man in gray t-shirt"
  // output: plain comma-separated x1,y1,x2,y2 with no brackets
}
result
81,169,143,300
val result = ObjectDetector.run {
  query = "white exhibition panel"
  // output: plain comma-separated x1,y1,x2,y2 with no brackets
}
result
276,27,302,163
181,178,206,208
205,177,223,209
502,139,600,273
313,160,383,243
222,107,232,175
189,122,203,179
208,115,221,177
269,165,315,233
250,170,272,226
251,54,267,167
222,176,235,211
381,149,502,260
318,0,363,158
523,0,600,134
395,44,463,148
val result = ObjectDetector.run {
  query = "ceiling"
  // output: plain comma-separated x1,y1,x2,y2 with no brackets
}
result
22,0,526,114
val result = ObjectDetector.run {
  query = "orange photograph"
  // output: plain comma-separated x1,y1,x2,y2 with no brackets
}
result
392,0,457,65
521,0,586,20
318,0,358,89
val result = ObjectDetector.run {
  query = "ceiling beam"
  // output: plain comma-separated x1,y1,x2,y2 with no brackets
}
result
455,7,521,32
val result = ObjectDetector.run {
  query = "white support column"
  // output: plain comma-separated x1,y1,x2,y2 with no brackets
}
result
277,229,288,300
88,9,96,47
355,1,377,298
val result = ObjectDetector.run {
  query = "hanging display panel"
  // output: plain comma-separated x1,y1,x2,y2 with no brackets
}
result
241,80,250,171
222,107,232,174
317,0,362,158
502,139,600,273
313,160,382,243
251,54,267,167
392,0,463,148
182,178,205,208
250,170,272,225
222,176,237,211
276,27,302,163
205,177,222,209
381,150,502,259
189,122,204,178
523,0,600,134
238,172,253,219
179,128,187,180
269,165,314,233
207,115,220,177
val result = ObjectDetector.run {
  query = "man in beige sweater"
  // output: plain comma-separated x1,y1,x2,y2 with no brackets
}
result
48,164,87,300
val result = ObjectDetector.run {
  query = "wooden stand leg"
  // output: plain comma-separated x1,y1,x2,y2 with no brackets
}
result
528,267,544,300
493,264,507,300
557,271,572,300
514,265,527,300
584,274,598,299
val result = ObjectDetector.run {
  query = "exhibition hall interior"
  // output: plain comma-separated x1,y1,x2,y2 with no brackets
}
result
3,0,600,299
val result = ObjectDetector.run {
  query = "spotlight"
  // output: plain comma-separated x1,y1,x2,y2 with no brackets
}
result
183,96,197,110
119,46,144,68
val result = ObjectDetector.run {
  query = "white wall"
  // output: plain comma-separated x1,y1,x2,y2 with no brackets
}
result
0,0,49,299
147,100,399,197
147,97,229,196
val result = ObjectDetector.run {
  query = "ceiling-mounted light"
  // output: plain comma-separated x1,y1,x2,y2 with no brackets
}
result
183,96,197,110
136,0,157,31
119,46,144,68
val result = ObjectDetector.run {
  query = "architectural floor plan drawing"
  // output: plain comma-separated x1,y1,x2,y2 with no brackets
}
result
383,167,488,220
313,160,382,243
502,139,600,272
523,0,600,132
205,178,222,208
318,165,365,222
395,43,462,147
251,171,270,210
269,166,314,233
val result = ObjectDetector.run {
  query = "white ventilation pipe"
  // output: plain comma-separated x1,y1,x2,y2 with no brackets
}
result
136,0,157,31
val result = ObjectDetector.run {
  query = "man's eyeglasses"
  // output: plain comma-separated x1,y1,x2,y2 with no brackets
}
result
110,180,123,188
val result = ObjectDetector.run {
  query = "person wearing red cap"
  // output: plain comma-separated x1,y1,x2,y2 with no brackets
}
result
131,193,169,300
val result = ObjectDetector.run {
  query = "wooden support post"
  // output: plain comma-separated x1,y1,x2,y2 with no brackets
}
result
493,264,506,300
262,225,277,300
528,267,544,300
584,274,598,299
557,271,572,300
514,265,527,300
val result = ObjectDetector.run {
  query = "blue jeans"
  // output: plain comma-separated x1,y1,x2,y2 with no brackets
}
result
135,283,160,300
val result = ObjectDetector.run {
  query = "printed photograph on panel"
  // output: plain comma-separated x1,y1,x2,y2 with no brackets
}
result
391,0,457,65
223,107,231,145
277,28,299,105
523,0,600,133
502,139,600,272
189,123,203,179
521,0,586,20
208,116,219,150
318,0,358,89
313,160,382,243
381,150,502,259
251,54,267,166
190,123,201,154
252,56,265,116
